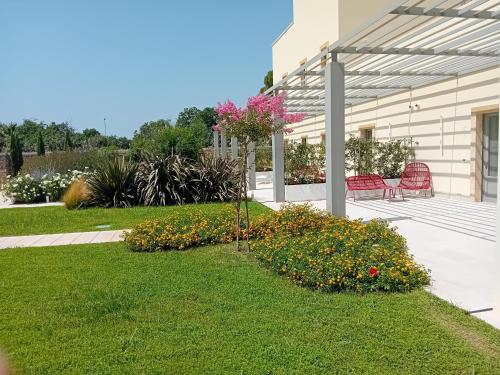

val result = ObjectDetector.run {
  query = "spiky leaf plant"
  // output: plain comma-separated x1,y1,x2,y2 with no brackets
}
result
193,153,240,202
136,154,197,206
86,158,138,208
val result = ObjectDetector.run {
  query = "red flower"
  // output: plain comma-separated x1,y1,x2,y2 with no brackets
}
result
368,266,379,278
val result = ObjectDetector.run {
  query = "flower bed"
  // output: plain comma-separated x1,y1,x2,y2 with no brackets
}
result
125,204,430,293
124,205,237,251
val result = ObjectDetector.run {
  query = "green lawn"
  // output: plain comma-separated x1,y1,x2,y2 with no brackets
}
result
0,202,269,236
1,243,499,374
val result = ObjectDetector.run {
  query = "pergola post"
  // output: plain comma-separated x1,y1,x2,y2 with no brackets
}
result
231,137,238,160
272,132,286,202
220,131,227,157
325,55,346,216
247,142,256,190
497,69,500,244
213,131,220,157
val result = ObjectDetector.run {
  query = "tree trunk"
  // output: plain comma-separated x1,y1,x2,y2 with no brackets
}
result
242,144,250,252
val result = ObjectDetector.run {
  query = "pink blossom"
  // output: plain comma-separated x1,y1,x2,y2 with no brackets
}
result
283,127,294,134
212,124,221,132
269,92,286,119
216,100,244,123
283,112,306,124
247,94,269,113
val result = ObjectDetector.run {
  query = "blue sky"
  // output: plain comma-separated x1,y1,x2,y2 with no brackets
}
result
0,0,292,137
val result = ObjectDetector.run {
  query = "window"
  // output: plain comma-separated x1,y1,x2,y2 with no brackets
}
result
360,127,374,141
301,136,308,145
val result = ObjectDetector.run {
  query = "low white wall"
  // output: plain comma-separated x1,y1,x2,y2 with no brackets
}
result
284,178,402,202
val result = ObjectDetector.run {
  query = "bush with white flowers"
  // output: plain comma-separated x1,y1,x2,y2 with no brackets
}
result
1,168,93,204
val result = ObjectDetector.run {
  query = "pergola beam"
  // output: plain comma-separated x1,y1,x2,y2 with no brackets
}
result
282,84,410,91
286,103,325,107
281,85,324,91
301,69,457,77
336,46,499,58
390,5,500,20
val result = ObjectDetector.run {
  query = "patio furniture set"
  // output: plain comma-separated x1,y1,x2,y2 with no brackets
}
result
346,162,433,201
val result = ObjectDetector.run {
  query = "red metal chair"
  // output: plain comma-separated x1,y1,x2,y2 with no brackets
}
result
345,174,393,201
394,162,433,200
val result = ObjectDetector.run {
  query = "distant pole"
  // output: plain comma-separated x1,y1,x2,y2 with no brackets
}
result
104,118,107,136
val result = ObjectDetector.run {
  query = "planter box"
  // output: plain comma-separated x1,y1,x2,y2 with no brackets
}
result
285,183,326,202
284,178,401,202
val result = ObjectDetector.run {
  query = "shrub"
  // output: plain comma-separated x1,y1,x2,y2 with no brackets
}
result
285,142,325,185
1,169,90,203
130,119,205,161
86,158,138,208
250,205,430,293
375,139,415,179
345,137,378,176
345,136,416,178
64,179,90,209
136,154,197,206
124,205,237,251
40,169,92,201
255,146,272,172
193,153,239,202
1,174,44,203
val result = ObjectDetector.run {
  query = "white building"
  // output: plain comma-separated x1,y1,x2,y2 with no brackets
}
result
271,0,499,202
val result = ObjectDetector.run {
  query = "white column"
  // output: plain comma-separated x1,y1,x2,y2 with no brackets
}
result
497,68,500,243
220,131,227,157
213,131,220,157
272,132,285,202
231,137,238,160
248,142,256,190
325,56,346,216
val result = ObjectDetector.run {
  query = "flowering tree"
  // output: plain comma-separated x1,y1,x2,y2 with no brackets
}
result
214,92,305,250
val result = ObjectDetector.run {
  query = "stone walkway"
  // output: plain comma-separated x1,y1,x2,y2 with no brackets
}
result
0,230,128,249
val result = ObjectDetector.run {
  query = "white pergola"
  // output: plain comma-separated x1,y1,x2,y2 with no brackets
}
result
264,0,500,237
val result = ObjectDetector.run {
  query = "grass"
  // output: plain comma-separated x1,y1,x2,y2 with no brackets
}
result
0,201,269,236
1,243,499,374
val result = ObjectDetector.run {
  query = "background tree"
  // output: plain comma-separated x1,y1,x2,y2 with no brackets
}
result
9,127,23,175
16,120,44,152
199,107,219,146
36,131,46,156
176,107,202,128
259,70,273,94
0,124,7,152
64,130,74,150
44,122,73,151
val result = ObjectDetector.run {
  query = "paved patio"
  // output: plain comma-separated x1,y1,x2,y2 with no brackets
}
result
251,173,500,329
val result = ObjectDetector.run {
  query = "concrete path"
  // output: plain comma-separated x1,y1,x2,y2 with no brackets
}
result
0,191,65,209
0,230,128,249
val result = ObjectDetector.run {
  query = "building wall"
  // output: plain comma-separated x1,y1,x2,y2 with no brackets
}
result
272,0,339,82
272,0,396,82
272,0,500,200
285,66,500,199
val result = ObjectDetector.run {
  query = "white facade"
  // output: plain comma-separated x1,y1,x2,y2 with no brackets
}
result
272,0,500,200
